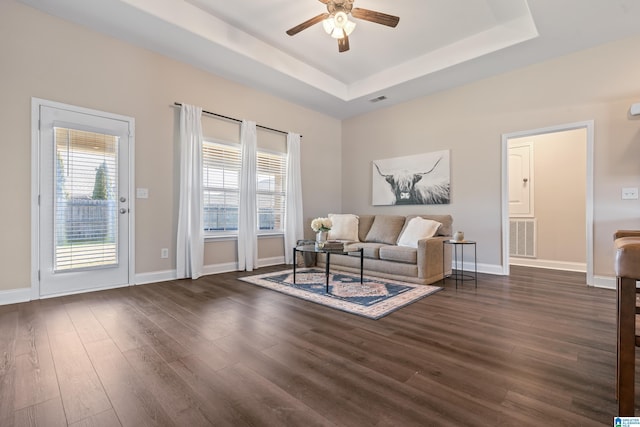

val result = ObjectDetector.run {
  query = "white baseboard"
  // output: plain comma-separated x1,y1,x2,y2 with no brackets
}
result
259,256,285,268
592,275,616,289
451,261,504,276
136,257,285,285
0,287,32,306
135,269,177,285
202,262,237,276
510,258,586,273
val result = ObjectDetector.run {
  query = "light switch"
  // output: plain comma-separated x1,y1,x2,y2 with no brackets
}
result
136,188,149,199
622,187,638,200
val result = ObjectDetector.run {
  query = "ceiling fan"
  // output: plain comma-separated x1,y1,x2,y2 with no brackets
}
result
286,0,400,53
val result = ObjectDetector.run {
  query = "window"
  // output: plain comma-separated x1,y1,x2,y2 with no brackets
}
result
202,140,286,235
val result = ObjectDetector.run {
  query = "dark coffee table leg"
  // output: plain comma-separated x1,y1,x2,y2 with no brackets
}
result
360,249,363,283
293,248,297,284
325,252,331,293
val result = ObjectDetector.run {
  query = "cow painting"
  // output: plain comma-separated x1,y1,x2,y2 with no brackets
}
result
372,150,450,205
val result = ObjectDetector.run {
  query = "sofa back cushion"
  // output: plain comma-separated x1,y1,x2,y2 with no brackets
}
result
364,215,406,245
357,215,375,242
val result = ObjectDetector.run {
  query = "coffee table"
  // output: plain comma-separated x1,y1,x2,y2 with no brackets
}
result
293,245,364,293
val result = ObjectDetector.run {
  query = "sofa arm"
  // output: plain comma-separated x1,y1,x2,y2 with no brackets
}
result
417,236,452,280
614,230,640,240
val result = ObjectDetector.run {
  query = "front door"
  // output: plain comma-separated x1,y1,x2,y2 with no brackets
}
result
38,103,132,297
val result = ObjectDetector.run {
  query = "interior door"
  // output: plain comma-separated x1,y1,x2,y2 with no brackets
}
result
39,105,131,297
509,143,533,217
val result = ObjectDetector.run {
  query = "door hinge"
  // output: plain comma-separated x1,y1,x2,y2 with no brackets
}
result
38,270,40,281
38,195,40,206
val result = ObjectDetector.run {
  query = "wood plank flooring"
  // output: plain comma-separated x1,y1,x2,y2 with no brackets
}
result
0,266,628,426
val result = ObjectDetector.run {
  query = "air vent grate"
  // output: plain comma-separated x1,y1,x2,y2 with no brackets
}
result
369,95,387,103
509,218,537,258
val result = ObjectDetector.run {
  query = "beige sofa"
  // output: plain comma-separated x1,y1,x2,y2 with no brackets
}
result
316,214,453,285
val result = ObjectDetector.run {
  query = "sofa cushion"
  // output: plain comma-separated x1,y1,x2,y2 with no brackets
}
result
327,213,359,241
379,246,417,264
357,215,375,242
347,242,386,259
365,215,406,245
397,217,442,248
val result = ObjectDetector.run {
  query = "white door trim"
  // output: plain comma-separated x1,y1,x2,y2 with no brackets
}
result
501,120,594,285
31,98,136,299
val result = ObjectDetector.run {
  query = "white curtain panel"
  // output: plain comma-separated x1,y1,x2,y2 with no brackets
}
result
238,120,258,271
284,133,303,264
176,104,204,279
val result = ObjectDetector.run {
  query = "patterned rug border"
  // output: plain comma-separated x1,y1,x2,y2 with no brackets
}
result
239,268,443,320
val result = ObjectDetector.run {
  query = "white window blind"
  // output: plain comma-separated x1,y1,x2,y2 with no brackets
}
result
203,141,241,232
54,127,118,271
257,151,286,231
203,140,286,234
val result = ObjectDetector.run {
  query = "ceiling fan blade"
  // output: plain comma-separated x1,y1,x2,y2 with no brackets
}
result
286,13,329,36
351,8,400,27
338,35,350,53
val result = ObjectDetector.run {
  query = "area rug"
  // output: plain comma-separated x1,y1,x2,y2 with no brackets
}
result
239,268,442,319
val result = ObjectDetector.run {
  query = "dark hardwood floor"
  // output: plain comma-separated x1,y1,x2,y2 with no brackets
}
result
0,265,627,426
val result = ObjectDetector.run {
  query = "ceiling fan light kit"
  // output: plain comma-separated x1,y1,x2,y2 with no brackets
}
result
287,0,399,52
323,11,356,39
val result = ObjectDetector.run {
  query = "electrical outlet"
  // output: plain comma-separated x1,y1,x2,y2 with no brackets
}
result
136,188,149,199
622,187,639,200
161,248,169,259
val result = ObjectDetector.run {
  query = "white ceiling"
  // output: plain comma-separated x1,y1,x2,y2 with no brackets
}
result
18,0,640,118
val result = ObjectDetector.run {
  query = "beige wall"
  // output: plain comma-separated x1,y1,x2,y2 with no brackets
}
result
510,129,587,266
342,36,640,278
0,0,342,293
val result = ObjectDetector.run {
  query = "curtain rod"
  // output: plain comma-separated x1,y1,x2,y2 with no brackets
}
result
173,102,301,138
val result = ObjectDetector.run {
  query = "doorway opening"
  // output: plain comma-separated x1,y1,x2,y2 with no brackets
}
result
501,121,594,285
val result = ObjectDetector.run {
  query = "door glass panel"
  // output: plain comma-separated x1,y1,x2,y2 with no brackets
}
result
54,127,118,271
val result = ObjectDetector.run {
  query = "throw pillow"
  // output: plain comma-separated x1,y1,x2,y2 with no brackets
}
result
327,214,360,242
397,217,442,248
364,215,406,245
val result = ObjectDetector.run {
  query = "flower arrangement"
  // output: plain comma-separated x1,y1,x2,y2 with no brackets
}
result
311,217,332,232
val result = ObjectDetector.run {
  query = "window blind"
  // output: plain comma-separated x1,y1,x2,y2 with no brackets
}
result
54,127,118,271
257,151,286,231
203,142,241,232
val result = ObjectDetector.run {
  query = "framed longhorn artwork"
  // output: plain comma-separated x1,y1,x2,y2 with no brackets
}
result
372,150,451,205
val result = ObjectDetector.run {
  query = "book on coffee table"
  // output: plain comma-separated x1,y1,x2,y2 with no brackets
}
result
323,240,345,251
